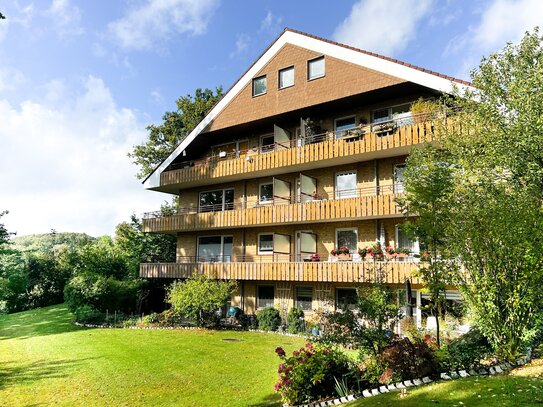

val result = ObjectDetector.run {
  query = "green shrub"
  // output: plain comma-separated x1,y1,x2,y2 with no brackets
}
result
286,308,305,334
240,314,258,330
141,312,160,325
74,305,105,324
257,307,281,331
166,275,237,327
274,343,352,405
441,327,493,370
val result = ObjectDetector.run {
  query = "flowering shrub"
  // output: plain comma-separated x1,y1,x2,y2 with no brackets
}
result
378,337,438,382
274,343,352,405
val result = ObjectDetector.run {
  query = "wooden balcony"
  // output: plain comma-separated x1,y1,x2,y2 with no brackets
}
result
139,260,423,285
159,121,439,190
143,193,403,233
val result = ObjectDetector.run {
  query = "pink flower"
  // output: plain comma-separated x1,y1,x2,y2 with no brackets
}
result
273,382,281,391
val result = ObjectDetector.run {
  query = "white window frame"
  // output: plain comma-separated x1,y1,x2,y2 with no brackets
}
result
258,233,274,255
278,66,295,89
335,170,358,199
395,225,420,254
198,188,234,212
196,235,233,262
259,182,274,204
260,133,275,153
334,115,357,132
252,75,267,97
307,56,325,80
371,101,414,124
393,164,406,194
335,228,358,253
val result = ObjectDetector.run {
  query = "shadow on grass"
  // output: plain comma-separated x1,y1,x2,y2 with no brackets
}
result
0,305,85,340
248,392,282,407
0,357,92,390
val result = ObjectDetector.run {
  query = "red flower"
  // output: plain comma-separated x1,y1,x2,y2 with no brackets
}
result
275,347,286,357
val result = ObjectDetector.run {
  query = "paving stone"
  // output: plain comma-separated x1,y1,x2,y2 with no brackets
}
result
440,373,451,380
450,371,459,379
362,390,372,398
459,370,469,377
395,382,406,389
403,380,414,387
346,395,355,401
387,384,397,390
422,377,432,384
379,385,389,393
371,388,380,396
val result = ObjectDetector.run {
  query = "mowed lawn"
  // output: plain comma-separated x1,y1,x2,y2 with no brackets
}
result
0,305,305,406
349,358,543,407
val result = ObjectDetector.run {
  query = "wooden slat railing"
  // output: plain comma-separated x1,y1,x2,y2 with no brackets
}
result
139,260,423,285
143,194,403,233
160,121,438,187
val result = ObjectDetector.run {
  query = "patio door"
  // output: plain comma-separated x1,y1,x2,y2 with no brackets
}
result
298,173,317,203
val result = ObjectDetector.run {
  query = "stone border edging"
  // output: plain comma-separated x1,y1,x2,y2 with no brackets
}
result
287,348,533,407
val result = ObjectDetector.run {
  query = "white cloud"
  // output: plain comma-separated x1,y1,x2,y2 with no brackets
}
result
333,0,433,56
259,11,282,34
108,0,220,51
445,0,543,77
229,33,250,58
46,0,84,38
0,67,26,92
0,76,166,237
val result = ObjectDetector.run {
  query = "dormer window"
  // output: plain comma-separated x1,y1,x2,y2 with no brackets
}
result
279,66,295,89
308,56,325,80
252,75,267,96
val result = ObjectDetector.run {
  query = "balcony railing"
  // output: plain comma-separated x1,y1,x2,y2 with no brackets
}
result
159,114,450,188
139,256,424,285
142,186,403,233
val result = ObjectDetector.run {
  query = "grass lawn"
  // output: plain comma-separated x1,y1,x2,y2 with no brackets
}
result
349,358,543,406
0,305,305,406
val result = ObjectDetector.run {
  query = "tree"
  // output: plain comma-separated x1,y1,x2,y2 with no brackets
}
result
401,29,543,360
166,275,236,327
129,87,223,180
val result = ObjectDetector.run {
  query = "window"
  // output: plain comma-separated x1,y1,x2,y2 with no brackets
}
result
336,288,357,310
372,108,390,124
257,285,275,309
258,233,274,254
279,66,294,89
199,189,234,212
308,56,325,80
296,286,313,311
335,171,357,199
259,183,273,203
396,225,419,254
394,164,406,193
372,103,412,125
334,116,357,138
260,134,275,153
252,75,267,96
197,235,233,262
336,228,358,254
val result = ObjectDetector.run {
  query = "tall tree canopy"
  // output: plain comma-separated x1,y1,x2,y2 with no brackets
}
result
129,87,223,180
401,28,543,359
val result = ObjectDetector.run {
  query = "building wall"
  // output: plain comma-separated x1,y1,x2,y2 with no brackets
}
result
207,44,407,132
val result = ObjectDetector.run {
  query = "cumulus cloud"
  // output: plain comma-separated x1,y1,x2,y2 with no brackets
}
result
445,0,543,77
0,76,166,237
333,0,433,56
108,0,220,51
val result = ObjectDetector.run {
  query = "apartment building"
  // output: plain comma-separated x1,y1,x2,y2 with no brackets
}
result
140,29,472,326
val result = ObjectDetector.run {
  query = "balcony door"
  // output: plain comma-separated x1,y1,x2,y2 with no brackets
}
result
197,235,233,262
335,171,357,199
199,188,234,212
297,173,317,203
295,231,317,261
394,164,406,194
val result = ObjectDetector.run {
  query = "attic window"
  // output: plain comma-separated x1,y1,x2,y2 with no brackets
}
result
252,75,267,97
279,66,295,89
308,56,325,80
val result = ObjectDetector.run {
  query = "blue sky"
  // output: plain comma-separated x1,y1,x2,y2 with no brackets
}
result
0,0,541,237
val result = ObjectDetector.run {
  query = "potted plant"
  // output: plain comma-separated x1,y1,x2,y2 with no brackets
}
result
396,247,410,261
338,246,351,259
310,253,321,262
330,248,338,256
371,242,384,260
358,247,368,259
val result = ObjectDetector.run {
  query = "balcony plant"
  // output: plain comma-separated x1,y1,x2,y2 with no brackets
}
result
358,247,368,259
310,253,321,262
369,242,384,260
410,97,441,124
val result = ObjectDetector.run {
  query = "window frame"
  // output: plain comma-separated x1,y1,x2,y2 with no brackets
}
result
259,182,274,204
335,228,358,254
257,285,275,309
258,233,274,255
336,288,358,310
307,56,325,81
395,224,420,254
196,235,233,262
393,164,406,194
252,75,267,97
335,170,358,199
334,115,357,132
198,188,234,212
295,286,313,311
278,66,295,89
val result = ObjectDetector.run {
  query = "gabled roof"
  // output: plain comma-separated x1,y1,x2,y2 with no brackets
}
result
144,28,474,189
